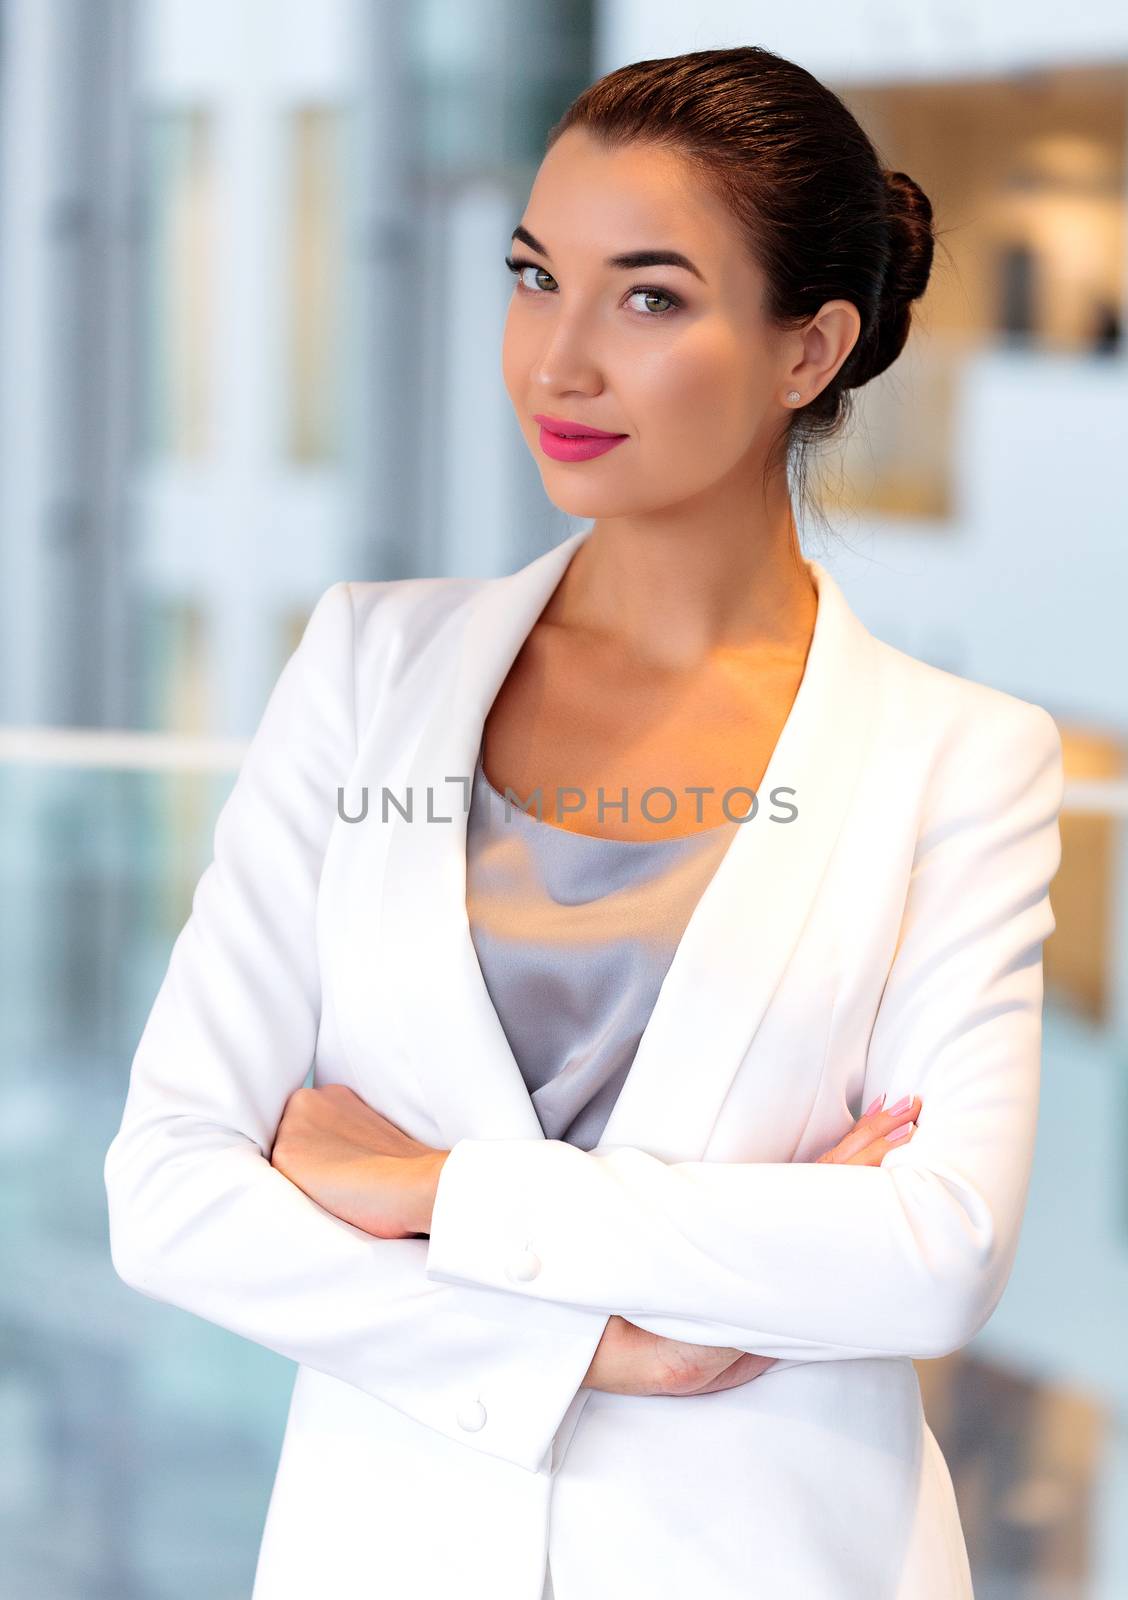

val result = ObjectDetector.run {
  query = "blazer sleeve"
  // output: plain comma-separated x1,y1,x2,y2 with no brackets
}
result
423,699,1065,1363
104,581,609,1477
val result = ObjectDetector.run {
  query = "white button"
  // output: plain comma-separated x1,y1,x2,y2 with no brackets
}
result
506,1248,542,1283
456,1398,487,1432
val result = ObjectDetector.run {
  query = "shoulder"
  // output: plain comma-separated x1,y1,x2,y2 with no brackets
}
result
287,572,485,718
871,632,1060,754
302,573,485,667
337,573,488,730
344,568,484,655
342,573,485,637
869,635,1064,818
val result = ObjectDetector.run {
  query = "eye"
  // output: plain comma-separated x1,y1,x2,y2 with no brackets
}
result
624,288,679,318
503,255,683,319
504,255,557,294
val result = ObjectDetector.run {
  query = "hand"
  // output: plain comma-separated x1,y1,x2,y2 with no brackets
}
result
581,1315,777,1399
270,1083,447,1238
813,1092,922,1166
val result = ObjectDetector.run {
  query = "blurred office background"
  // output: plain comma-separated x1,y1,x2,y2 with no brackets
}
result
0,0,1125,1595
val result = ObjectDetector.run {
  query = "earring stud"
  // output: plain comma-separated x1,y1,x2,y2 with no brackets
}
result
786,390,802,404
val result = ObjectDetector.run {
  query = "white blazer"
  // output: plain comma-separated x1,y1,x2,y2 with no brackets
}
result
104,525,1065,1600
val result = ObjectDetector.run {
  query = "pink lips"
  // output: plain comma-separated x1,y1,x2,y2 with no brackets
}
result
533,412,628,463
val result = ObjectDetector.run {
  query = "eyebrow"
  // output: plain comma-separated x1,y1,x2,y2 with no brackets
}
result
510,224,706,284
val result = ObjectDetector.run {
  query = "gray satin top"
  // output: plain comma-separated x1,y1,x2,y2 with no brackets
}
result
465,739,741,1151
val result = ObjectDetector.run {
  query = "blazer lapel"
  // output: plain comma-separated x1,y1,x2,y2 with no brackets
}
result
596,564,878,1159
371,530,595,1144
362,527,879,1162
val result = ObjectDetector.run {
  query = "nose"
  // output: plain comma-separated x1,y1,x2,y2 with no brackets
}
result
531,307,603,397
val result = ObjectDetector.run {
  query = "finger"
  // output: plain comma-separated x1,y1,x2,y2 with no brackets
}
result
821,1095,918,1164
842,1120,917,1166
821,1121,883,1163
681,1352,776,1395
835,1092,889,1149
870,1095,921,1142
850,1094,920,1149
878,1118,917,1151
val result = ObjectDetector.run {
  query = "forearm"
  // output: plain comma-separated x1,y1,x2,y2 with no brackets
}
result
106,1109,608,1472
423,1133,1017,1361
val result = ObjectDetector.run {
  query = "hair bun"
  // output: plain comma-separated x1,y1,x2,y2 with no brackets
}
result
845,169,936,389
881,169,934,307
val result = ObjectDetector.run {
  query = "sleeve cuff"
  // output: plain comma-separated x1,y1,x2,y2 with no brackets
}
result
425,1139,609,1473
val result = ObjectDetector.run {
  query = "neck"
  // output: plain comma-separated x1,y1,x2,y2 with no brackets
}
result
546,495,816,673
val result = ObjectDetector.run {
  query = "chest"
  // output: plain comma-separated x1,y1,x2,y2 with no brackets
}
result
481,626,809,839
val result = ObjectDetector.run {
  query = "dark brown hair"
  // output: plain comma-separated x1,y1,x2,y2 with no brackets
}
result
546,44,939,539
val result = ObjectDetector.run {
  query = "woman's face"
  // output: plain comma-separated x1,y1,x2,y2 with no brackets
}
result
502,127,837,523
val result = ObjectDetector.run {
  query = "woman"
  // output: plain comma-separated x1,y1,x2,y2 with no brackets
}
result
104,44,1064,1600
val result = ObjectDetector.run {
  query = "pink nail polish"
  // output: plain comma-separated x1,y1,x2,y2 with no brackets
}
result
888,1093,913,1115
864,1094,885,1117
887,1121,914,1142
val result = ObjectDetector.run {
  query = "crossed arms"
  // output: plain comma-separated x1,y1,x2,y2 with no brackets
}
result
104,581,1065,1474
